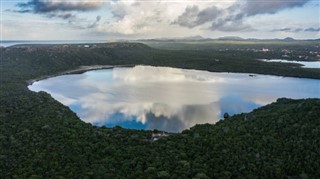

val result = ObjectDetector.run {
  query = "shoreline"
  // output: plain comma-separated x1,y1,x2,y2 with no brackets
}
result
27,64,134,85
27,63,320,86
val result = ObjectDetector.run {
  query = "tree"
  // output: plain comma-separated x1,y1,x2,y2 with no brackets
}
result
223,112,230,119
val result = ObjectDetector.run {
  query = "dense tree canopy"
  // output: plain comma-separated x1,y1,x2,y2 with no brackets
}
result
0,42,319,178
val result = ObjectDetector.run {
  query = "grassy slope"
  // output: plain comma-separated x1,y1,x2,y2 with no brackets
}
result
0,43,320,178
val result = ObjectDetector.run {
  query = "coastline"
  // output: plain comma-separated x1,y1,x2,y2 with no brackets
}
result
27,64,134,85
27,63,320,87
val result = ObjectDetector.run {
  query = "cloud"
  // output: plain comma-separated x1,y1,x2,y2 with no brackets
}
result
294,28,304,32
305,27,320,32
96,1,172,35
87,16,102,29
271,27,292,32
47,13,76,20
271,27,320,32
8,0,317,38
94,1,235,36
16,0,104,13
66,15,102,30
243,0,310,16
112,65,226,83
210,20,253,32
111,3,128,20
172,5,200,28
14,0,104,29
173,4,253,32
173,5,222,28
174,0,311,31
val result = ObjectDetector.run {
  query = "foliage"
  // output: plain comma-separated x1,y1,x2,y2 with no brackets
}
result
0,42,320,178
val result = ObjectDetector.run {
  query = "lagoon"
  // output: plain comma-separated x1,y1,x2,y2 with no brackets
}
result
260,59,320,68
28,66,320,132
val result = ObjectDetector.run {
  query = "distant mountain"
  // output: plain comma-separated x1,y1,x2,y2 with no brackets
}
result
136,36,319,42
217,36,244,40
136,36,212,42
181,35,205,40
283,37,295,41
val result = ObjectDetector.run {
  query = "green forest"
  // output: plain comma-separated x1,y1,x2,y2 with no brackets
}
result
1,42,320,178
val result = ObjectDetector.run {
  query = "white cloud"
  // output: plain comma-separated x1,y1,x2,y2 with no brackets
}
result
4,0,319,39
96,0,234,36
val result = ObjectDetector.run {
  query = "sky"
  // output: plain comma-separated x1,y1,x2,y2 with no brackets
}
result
1,0,319,40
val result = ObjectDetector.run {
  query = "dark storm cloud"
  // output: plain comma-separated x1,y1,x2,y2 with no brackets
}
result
16,0,104,13
174,0,311,32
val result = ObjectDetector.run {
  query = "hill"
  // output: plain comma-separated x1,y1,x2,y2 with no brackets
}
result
1,95,319,178
218,36,244,40
0,42,319,178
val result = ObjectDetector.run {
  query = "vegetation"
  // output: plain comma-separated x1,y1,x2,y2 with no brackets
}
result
138,39,320,61
1,42,320,178
139,39,320,65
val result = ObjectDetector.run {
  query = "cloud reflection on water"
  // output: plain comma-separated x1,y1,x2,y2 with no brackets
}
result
29,65,320,132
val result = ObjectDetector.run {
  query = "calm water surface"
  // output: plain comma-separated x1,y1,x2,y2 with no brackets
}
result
261,59,320,68
0,40,106,47
29,66,320,132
